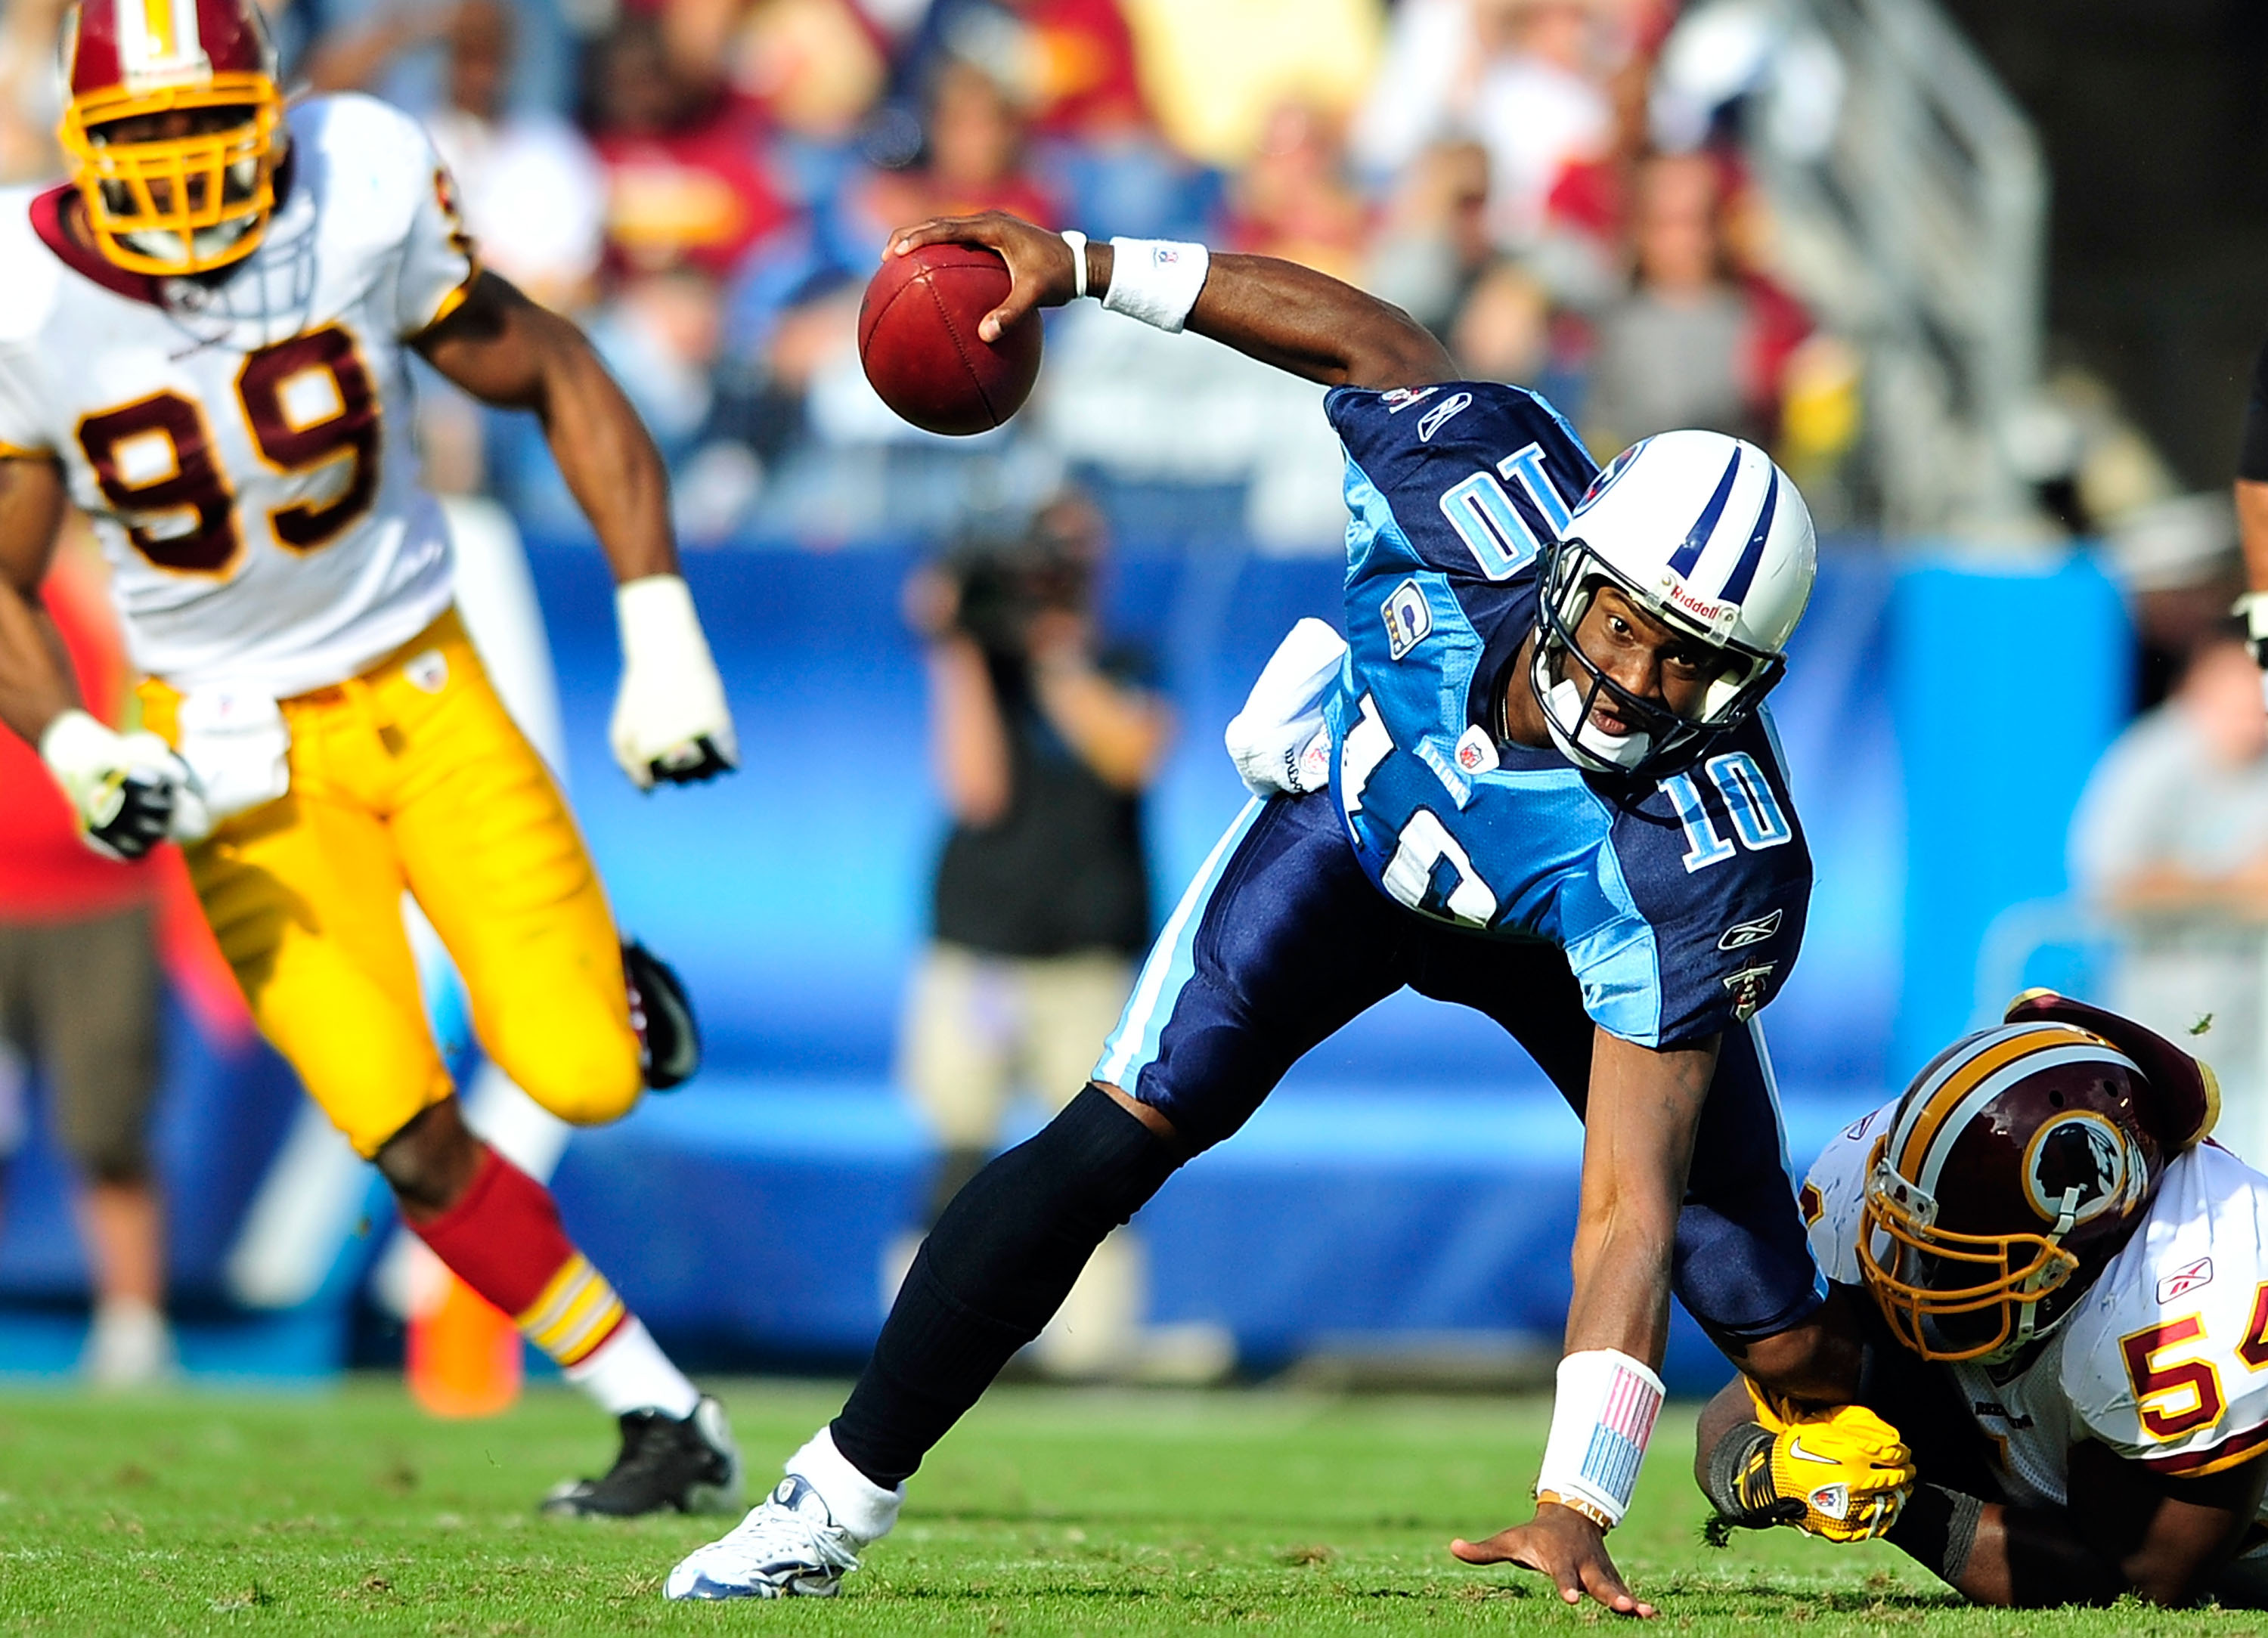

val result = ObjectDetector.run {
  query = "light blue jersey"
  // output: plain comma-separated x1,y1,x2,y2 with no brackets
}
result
1318,382,1811,1048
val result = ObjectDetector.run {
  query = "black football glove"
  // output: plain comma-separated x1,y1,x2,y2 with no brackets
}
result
623,940,702,1090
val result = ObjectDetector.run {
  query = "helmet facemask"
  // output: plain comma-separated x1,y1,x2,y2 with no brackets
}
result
1858,1149,2084,1365
59,75,284,277
1528,533,1786,779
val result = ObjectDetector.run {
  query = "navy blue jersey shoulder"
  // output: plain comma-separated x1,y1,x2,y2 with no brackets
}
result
1315,380,1811,1047
1591,714,1812,1044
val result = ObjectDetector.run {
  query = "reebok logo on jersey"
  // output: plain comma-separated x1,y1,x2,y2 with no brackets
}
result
2158,1257,2214,1305
1718,909,1783,950
1417,392,1473,443
1722,962,1775,1023
1382,578,1432,660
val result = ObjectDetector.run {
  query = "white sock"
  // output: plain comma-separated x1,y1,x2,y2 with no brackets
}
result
786,1426,903,1544
563,1318,700,1420
84,1297,176,1386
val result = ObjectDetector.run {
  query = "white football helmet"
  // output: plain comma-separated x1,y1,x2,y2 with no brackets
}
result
1530,429,1815,776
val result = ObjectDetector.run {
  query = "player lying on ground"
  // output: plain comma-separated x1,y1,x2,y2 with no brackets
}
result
0,0,739,1515
667,212,1886,1613
1696,990,2268,1605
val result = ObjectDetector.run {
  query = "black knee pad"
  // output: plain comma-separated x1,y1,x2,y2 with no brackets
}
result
833,1085,1182,1488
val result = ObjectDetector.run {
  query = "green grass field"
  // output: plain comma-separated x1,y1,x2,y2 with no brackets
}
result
0,1378,2259,1636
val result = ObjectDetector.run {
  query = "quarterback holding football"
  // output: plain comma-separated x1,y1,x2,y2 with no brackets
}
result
1702,991,2268,1606
0,0,740,1513
667,210,1891,1612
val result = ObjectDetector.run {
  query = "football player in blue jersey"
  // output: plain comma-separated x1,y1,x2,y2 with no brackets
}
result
667,215,1902,1614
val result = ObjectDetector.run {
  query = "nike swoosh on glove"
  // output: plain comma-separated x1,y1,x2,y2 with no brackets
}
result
610,574,739,789
39,708,210,861
1741,1377,1916,1543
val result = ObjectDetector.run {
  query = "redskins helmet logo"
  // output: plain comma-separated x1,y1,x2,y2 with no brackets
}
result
2022,1111,2139,1227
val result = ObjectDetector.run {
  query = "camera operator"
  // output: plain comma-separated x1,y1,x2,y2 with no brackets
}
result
894,493,1175,1379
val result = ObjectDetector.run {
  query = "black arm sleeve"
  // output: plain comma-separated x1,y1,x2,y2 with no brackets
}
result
2241,338,2268,482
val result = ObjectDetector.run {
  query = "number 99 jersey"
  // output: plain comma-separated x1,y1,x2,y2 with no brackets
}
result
1318,381,1812,1049
0,94,474,698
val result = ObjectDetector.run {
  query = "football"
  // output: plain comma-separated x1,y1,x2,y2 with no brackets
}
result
857,243,1043,437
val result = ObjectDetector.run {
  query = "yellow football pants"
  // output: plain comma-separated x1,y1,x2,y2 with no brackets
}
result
139,609,643,1157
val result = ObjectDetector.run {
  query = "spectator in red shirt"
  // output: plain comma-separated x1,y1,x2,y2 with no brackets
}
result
0,536,175,1385
891,0,1148,141
583,12,797,277
1217,101,1373,283
859,56,1059,235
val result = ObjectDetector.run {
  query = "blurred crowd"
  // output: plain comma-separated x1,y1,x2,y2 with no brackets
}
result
0,0,1868,549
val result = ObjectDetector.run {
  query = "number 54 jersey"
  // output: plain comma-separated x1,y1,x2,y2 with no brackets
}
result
1806,1106,2268,1509
0,93,473,698
1317,381,1811,1050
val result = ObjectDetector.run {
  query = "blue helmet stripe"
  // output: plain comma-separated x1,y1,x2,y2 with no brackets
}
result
1717,466,1779,605
1665,447,1743,577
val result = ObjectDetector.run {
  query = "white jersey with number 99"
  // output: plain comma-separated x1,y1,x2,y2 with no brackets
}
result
0,93,475,698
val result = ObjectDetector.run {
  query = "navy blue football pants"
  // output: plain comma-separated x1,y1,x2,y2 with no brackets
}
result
1092,791,1823,1342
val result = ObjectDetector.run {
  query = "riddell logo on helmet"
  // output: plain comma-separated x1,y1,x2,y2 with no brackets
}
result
1656,571,1737,634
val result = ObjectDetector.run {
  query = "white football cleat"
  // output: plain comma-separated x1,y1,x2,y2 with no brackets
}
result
665,1474,863,1599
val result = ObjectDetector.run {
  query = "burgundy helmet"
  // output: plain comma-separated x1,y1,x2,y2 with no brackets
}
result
57,0,284,275
1858,990,2218,1364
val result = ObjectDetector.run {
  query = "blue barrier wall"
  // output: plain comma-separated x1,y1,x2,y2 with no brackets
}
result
1888,553,2132,1079
542,543,1911,1096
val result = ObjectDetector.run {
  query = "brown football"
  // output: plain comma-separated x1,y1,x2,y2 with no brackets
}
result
857,243,1043,437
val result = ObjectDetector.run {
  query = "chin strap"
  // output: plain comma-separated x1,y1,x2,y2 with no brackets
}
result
1543,676,1653,772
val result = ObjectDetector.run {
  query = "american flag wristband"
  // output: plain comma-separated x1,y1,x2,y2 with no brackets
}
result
1533,1349,1666,1531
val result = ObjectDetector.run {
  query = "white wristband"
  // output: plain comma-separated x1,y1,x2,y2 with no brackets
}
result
1061,229,1089,300
38,707,119,784
1101,237,1210,333
1534,1349,1665,1531
616,573,708,666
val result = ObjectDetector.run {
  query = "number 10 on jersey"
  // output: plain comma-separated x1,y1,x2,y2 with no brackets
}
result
1663,752,1792,873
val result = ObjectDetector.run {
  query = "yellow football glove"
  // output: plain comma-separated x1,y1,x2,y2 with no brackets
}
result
1721,1379,1916,1544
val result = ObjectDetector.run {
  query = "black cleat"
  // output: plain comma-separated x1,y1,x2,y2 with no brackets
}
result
541,1395,742,1518
623,940,701,1090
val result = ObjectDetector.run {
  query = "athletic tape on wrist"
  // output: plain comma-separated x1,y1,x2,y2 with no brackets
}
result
1061,230,1088,300
37,708,115,781
615,574,707,665
1534,1349,1665,1531
1101,237,1209,333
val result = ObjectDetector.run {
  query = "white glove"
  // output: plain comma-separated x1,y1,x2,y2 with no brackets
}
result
1225,617,1346,797
39,708,209,860
609,574,738,789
